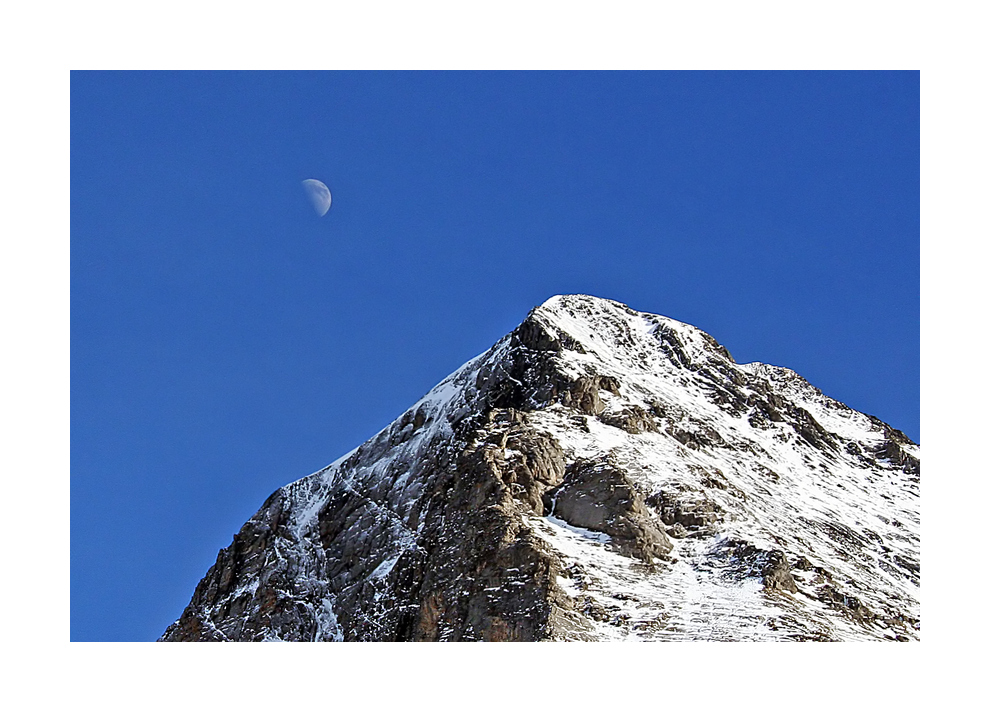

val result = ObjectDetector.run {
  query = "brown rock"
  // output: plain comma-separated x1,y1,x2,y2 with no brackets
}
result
545,459,672,561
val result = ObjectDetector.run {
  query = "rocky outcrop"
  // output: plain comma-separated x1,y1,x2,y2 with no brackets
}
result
160,489,333,642
647,487,724,536
545,458,673,562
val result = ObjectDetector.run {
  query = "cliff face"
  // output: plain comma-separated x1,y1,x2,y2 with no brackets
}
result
161,295,920,642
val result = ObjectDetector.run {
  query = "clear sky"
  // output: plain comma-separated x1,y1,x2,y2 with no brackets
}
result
71,71,919,641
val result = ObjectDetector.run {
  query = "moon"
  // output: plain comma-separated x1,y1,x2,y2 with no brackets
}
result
301,179,332,216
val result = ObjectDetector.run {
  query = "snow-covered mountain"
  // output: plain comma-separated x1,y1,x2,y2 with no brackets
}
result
161,295,920,642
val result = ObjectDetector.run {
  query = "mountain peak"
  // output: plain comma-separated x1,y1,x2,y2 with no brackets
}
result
161,296,920,642
529,292,735,367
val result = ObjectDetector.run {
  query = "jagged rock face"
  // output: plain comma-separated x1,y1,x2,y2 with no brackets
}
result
161,294,920,642
546,459,673,562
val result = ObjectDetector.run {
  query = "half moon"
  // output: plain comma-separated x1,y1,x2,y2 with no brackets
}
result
301,179,332,216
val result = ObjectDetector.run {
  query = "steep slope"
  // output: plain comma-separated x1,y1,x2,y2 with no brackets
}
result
161,295,920,642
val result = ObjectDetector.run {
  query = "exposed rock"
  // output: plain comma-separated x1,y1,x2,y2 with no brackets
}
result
711,539,798,594
600,404,658,434
762,550,799,593
557,375,621,416
647,489,724,531
817,584,874,625
544,459,673,562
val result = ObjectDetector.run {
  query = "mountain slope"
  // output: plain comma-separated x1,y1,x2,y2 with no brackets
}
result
161,295,920,642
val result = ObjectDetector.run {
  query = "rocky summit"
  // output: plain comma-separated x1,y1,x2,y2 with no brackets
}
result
160,295,920,642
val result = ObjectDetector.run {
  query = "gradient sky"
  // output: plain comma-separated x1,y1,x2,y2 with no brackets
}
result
71,71,919,641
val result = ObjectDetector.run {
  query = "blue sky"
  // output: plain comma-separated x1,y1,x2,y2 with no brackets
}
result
71,71,918,641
